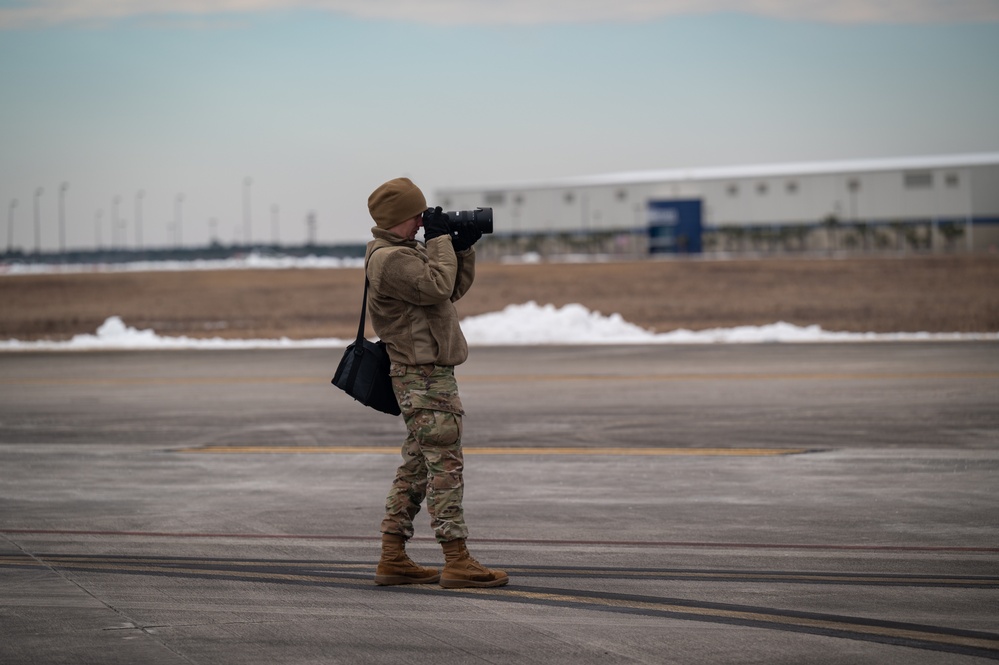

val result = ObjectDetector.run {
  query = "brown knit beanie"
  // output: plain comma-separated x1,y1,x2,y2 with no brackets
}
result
368,177,427,229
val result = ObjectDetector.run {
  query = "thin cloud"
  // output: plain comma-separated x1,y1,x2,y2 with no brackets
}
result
2,0,998,28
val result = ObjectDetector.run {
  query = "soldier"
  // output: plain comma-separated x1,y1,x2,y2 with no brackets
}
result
364,177,508,589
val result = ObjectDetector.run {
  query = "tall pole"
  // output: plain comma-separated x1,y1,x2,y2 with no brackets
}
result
33,187,43,254
174,194,184,247
243,177,252,246
135,190,145,250
271,204,279,245
112,196,121,249
6,199,16,253
306,210,316,246
95,209,103,249
58,182,68,253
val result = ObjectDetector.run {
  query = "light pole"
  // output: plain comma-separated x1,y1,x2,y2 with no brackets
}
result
112,196,121,249
95,209,103,249
243,177,252,246
6,199,16,254
209,217,218,246
33,187,43,254
58,182,68,254
271,204,279,246
135,190,145,250
306,210,316,246
174,194,184,247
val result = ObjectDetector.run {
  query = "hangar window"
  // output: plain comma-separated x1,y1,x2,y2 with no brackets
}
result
616,189,628,201
484,192,505,205
756,182,768,195
945,173,959,188
786,181,799,194
847,179,861,192
514,194,524,205
904,172,933,189
727,184,739,196
564,191,575,204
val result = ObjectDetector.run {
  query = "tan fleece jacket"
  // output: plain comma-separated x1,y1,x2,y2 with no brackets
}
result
365,227,476,367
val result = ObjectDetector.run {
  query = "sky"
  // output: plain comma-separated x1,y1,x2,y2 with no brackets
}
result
2,0,999,252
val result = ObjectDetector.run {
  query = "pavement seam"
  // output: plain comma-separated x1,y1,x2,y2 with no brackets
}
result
0,533,202,665
5,551,997,659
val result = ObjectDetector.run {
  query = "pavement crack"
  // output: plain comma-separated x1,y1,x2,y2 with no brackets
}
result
0,533,202,665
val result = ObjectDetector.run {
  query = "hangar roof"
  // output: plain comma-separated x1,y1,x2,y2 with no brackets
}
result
442,152,999,193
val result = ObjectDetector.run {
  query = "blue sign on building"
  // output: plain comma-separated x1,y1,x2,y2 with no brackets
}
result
648,199,703,254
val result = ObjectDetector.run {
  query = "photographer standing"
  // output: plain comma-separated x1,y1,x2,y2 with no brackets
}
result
365,177,507,589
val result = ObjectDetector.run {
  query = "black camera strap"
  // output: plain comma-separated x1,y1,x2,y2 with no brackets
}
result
345,246,387,387
354,245,388,345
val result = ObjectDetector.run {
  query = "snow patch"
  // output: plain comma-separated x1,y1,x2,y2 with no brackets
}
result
1,304,995,352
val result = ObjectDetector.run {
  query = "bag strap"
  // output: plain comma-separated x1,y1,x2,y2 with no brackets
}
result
344,246,386,388
355,245,385,345
355,277,370,347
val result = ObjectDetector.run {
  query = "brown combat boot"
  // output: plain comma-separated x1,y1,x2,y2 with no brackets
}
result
440,538,509,588
374,534,441,586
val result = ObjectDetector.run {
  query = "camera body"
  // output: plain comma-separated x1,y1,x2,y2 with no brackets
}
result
423,207,494,235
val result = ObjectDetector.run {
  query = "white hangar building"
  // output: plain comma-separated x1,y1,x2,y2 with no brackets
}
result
437,153,999,256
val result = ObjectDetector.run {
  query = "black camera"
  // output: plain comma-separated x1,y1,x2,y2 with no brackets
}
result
424,207,494,235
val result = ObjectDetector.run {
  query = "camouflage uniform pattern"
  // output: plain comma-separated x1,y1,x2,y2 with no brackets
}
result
380,362,469,543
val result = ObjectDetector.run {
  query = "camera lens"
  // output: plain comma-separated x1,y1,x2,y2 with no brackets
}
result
447,208,493,235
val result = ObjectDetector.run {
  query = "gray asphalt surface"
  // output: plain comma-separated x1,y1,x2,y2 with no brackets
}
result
1,343,997,664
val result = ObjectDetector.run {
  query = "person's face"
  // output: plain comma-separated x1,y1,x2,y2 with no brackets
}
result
389,214,423,241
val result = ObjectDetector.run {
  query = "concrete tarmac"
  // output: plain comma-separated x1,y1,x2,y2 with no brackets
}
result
1,343,997,664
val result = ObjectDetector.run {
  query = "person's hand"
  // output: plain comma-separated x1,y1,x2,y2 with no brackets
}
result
451,222,482,252
422,207,449,241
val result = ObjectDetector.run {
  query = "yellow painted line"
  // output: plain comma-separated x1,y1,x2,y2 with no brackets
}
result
1,371,996,386
460,371,999,383
0,556,371,571
0,376,318,386
452,587,999,652
177,445,810,456
500,568,997,586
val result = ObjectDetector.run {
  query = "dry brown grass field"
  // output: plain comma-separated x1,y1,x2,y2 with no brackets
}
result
1,254,998,341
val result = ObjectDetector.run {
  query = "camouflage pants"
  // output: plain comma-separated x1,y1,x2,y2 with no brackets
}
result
380,362,469,543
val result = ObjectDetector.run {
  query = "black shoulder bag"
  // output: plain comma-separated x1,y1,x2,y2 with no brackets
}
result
331,250,401,416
